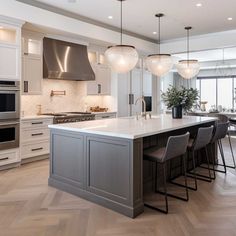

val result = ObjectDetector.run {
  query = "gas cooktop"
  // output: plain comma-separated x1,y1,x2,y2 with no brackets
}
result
42,112,95,124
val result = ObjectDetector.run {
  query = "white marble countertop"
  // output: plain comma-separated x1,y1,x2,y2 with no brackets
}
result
21,115,54,120
48,114,217,139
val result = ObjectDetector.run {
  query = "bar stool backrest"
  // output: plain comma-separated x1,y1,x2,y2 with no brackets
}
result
193,126,214,151
211,122,229,143
163,132,190,162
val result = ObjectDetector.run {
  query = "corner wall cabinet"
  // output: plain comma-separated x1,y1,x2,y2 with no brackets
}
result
22,30,43,94
87,64,111,95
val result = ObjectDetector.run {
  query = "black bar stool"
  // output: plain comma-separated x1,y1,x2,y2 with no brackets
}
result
143,132,190,214
199,121,229,179
215,114,236,169
187,126,214,190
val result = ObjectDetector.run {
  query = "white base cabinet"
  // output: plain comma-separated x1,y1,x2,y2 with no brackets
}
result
20,117,53,160
0,148,20,167
94,112,117,120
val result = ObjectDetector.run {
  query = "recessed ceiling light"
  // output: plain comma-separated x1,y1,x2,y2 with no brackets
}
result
196,3,202,7
108,16,113,19
0,26,3,29
153,31,157,35
228,17,233,21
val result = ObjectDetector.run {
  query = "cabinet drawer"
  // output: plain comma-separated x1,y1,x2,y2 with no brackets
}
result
21,128,49,142
95,114,116,120
0,149,19,166
21,141,49,159
21,118,53,129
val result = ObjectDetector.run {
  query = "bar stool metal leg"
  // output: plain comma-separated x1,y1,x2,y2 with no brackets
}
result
144,162,168,214
227,133,236,168
187,146,213,183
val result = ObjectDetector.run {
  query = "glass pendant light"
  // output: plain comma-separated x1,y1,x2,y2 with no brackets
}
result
105,0,138,73
176,27,200,79
146,14,173,77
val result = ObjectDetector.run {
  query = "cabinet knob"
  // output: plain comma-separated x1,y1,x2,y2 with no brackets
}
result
24,81,28,93
98,84,101,94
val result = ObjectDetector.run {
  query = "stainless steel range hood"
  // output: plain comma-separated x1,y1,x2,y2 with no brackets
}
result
43,37,95,81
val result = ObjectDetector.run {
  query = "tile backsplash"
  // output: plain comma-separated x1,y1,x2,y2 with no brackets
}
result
21,79,113,116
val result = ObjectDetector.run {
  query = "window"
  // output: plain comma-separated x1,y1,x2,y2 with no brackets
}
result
197,77,235,111
200,79,217,110
217,78,232,110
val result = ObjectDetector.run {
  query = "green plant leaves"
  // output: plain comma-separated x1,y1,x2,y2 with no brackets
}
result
161,85,199,111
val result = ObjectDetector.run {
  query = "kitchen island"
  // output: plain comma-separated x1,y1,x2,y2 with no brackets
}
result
48,115,217,218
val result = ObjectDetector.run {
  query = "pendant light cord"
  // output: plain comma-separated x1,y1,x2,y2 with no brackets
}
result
187,28,189,62
120,0,123,45
158,16,161,54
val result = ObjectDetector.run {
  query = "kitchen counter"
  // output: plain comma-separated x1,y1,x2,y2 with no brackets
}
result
48,115,217,218
49,114,217,139
188,111,236,117
21,115,54,120
91,111,117,115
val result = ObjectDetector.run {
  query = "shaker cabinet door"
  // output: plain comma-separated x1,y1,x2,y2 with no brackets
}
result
0,44,19,80
22,55,42,94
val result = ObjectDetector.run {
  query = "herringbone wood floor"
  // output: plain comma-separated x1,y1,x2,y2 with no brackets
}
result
1,138,236,236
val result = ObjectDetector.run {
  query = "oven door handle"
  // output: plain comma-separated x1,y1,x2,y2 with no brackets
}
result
0,122,20,126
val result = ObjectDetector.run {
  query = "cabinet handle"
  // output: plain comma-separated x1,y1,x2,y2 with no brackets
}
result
98,84,101,94
129,94,134,105
24,52,29,55
102,116,110,118
0,157,9,161
24,81,28,93
31,132,43,136
31,122,43,125
31,147,43,152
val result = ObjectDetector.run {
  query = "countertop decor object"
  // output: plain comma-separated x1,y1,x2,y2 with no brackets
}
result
90,106,109,112
161,86,199,118
146,13,173,77
105,0,138,73
50,90,66,97
176,27,200,79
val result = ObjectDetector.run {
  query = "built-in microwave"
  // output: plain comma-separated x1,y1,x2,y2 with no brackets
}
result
0,120,19,150
0,81,20,120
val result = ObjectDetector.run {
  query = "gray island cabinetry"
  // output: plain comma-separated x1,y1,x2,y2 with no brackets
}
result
48,115,216,218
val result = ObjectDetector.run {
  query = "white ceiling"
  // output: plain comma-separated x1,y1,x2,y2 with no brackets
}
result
29,0,236,41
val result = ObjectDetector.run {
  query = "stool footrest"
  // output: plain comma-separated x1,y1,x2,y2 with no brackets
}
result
187,172,212,182
155,190,188,201
217,163,236,169
169,179,197,191
144,203,168,214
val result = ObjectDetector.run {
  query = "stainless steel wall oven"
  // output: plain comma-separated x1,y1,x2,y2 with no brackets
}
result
0,81,20,120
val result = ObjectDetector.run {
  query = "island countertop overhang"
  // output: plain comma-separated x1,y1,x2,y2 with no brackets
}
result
48,114,217,139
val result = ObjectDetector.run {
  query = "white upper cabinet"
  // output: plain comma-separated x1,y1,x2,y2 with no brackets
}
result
0,44,19,80
87,51,111,95
22,55,42,94
22,30,43,95
0,16,24,81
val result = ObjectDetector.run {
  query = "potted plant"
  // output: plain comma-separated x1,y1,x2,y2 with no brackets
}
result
161,86,199,119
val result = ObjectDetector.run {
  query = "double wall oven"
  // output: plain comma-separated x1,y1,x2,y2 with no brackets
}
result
0,81,20,151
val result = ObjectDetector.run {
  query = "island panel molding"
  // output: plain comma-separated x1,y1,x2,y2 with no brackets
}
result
49,115,217,218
